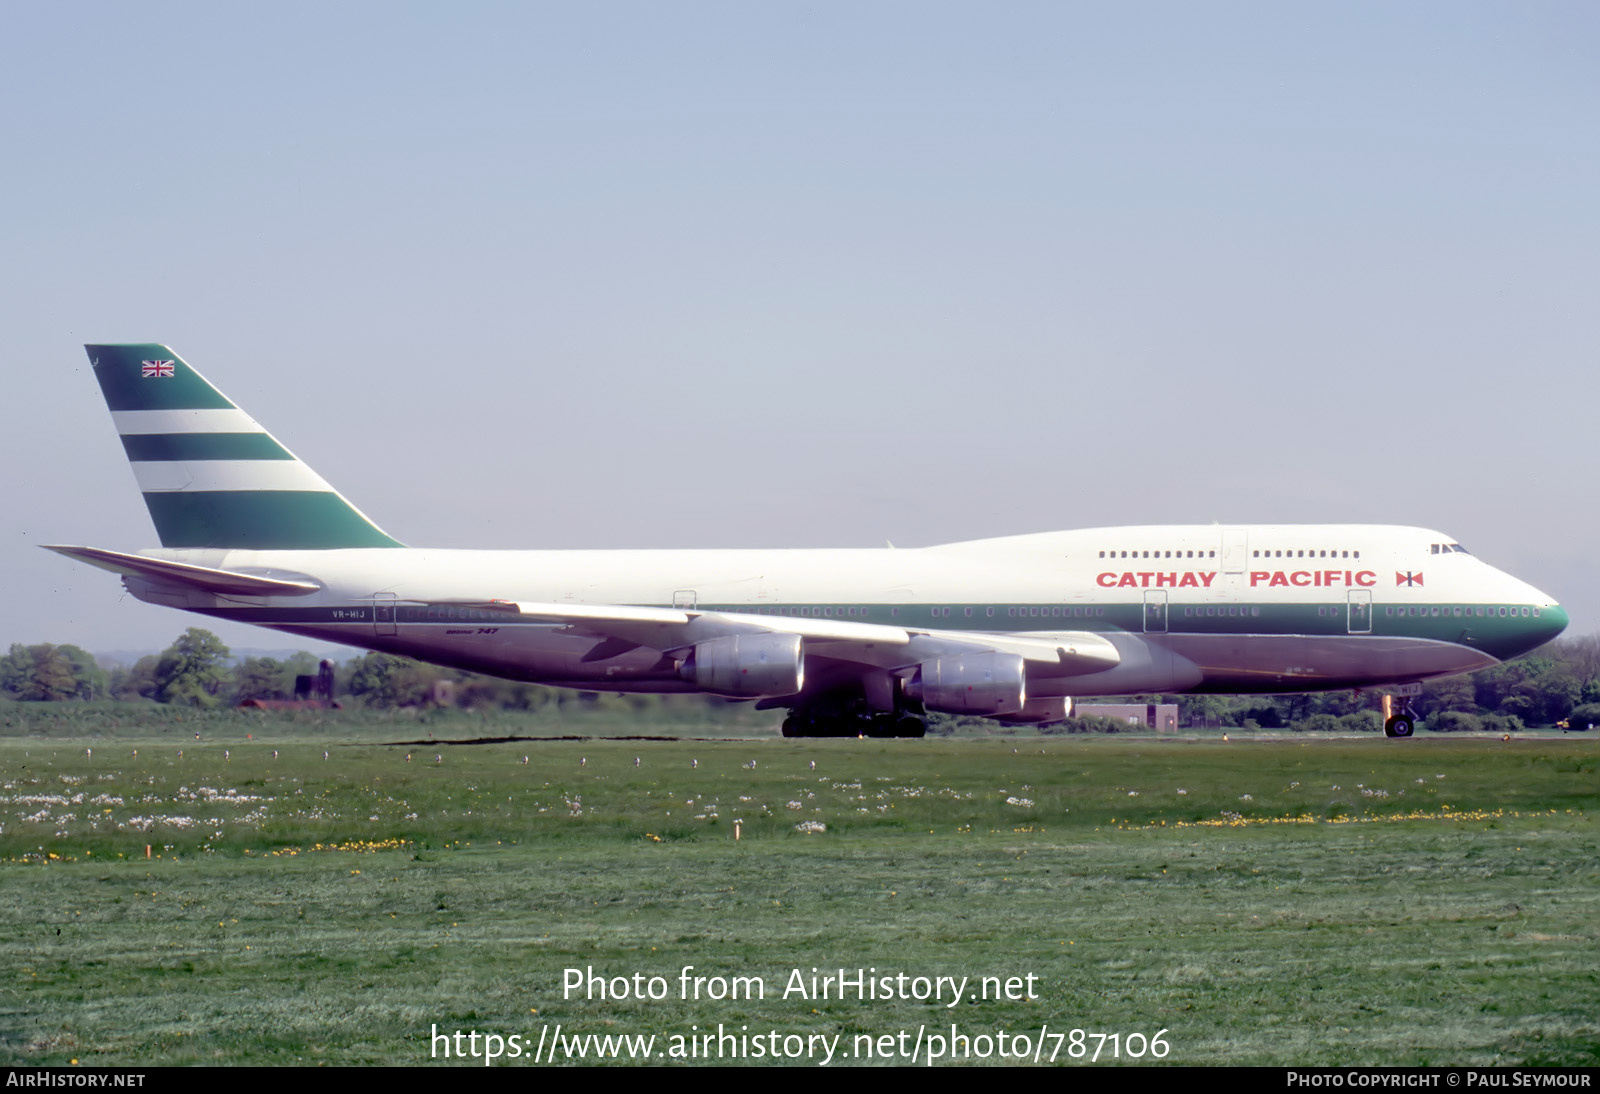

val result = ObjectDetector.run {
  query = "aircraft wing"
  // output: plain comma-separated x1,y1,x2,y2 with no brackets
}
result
489,600,1121,676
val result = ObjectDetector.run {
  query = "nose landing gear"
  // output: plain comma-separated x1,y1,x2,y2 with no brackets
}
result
1384,696,1418,738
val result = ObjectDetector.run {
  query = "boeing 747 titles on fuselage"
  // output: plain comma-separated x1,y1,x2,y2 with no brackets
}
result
49,344,1567,737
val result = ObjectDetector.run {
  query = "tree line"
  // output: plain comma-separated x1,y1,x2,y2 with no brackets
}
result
5,627,1600,730
1145,633,1600,732
3,628,623,714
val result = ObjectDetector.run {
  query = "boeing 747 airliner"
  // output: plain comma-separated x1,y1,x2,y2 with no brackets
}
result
48,344,1567,738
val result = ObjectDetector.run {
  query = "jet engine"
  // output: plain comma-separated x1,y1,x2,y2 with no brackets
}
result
904,652,1026,715
998,697,1073,725
678,633,805,697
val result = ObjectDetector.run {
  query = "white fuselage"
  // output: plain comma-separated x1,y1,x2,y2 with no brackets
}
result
127,524,1565,698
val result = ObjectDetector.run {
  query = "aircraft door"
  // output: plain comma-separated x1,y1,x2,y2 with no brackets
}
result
1143,590,1168,633
672,589,697,609
1221,528,1249,574
373,592,397,636
1347,590,1372,634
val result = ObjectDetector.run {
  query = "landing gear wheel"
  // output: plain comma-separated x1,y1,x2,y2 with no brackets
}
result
1383,694,1419,738
782,692,927,738
895,716,926,738
865,715,898,739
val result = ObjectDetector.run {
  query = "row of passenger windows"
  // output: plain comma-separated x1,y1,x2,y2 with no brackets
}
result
1386,605,1539,618
741,603,1538,620
1253,549,1359,559
779,606,1112,619
749,606,886,617
752,603,1537,621
1099,549,1215,559
1097,548,1366,560
407,607,501,622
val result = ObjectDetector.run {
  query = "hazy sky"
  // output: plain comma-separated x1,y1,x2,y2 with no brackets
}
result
6,2,1597,658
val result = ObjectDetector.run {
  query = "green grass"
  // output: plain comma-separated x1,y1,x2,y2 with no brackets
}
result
0,699,785,740
1,732,1594,1066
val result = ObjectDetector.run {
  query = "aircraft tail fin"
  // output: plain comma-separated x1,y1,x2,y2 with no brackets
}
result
84,344,404,550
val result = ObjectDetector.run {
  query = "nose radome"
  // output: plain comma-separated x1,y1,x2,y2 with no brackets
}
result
1538,604,1569,640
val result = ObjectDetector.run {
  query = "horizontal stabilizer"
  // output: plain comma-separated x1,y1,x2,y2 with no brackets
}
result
43,545,322,597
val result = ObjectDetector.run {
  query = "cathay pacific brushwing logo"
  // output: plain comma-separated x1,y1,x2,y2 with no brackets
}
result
140,360,175,378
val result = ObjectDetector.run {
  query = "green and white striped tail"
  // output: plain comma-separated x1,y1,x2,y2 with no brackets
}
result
85,343,404,550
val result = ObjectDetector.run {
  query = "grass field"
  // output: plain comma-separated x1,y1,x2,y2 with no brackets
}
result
1,726,1594,1066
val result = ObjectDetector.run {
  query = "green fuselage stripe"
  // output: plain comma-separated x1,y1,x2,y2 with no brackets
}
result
690,602,1563,661
121,433,294,461
197,599,1563,665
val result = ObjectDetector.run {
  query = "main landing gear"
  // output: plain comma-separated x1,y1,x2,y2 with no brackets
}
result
780,690,927,738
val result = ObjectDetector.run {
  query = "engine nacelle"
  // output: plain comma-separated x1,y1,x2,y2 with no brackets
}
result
905,652,1026,715
679,633,805,698
998,697,1073,725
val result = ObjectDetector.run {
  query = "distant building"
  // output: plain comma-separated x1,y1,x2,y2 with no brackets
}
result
240,659,341,710
1077,703,1179,732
